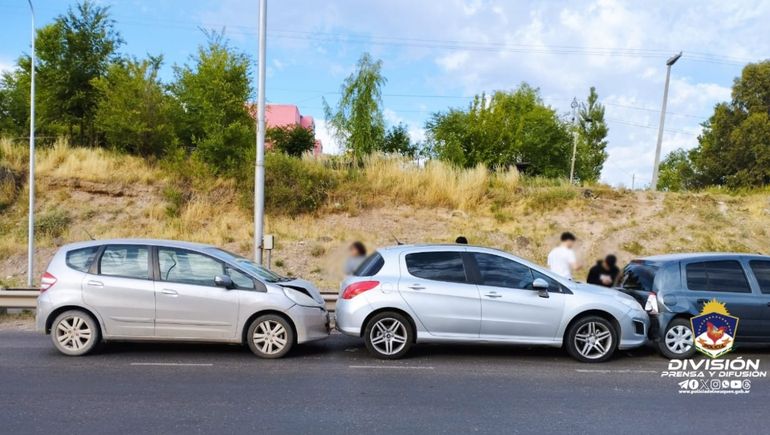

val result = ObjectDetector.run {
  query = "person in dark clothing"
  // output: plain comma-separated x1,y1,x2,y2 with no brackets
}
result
586,255,620,287
455,236,468,244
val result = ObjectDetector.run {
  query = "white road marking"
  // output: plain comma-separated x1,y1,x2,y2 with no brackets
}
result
130,362,213,367
575,369,657,374
349,365,435,370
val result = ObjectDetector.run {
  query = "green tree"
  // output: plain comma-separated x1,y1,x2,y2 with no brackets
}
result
171,31,253,174
35,0,122,144
574,87,609,182
266,124,316,157
93,56,176,156
380,123,417,157
0,61,31,137
425,84,572,176
656,148,696,191
323,53,386,161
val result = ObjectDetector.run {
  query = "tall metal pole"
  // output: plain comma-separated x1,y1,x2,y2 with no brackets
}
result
254,0,267,264
651,52,682,191
569,97,578,184
27,0,36,287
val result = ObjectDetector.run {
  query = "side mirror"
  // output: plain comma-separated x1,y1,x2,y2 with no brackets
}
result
532,278,550,298
215,274,235,289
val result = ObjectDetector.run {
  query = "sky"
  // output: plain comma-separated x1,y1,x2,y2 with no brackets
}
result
1,0,769,186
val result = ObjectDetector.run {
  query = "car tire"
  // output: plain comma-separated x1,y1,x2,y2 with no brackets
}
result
565,315,618,363
658,318,696,359
363,311,413,359
246,314,294,359
50,310,100,356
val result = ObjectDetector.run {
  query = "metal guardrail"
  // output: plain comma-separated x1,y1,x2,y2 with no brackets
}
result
0,288,339,311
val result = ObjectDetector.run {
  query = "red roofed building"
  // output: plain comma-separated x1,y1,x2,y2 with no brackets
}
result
249,104,323,157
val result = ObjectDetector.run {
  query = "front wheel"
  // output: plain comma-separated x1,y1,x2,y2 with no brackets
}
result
363,312,413,359
658,318,695,359
565,316,618,363
246,314,294,359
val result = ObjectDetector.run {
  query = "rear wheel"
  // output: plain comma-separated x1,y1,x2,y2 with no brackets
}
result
565,316,617,363
363,312,413,359
246,314,294,359
658,318,695,359
51,310,100,356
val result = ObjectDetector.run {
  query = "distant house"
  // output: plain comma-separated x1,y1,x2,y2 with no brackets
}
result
249,103,323,157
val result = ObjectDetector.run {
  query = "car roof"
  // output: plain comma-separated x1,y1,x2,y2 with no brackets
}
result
61,238,216,251
638,252,770,263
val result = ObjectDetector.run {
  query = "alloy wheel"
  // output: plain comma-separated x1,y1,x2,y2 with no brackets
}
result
665,325,693,354
574,321,613,360
55,315,93,352
369,318,408,356
252,320,288,355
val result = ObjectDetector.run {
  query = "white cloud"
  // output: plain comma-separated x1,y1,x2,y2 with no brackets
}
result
314,119,341,155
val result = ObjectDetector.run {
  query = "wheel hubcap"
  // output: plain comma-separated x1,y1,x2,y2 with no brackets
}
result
574,321,613,359
665,325,693,354
253,320,288,355
55,316,92,351
370,318,407,355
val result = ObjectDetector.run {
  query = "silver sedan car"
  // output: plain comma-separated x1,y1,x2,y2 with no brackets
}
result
336,244,648,362
37,239,329,358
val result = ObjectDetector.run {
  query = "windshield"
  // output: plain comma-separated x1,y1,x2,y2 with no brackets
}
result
208,248,287,283
620,262,658,292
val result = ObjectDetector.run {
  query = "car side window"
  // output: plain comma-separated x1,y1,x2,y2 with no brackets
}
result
527,269,564,293
99,245,149,279
66,246,99,272
405,251,467,283
226,266,256,290
685,261,751,293
749,260,770,294
472,253,532,289
158,248,224,287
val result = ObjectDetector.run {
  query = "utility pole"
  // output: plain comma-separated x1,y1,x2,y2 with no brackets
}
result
631,173,635,190
651,51,682,191
27,0,36,287
254,0,267,264
569,97,579,184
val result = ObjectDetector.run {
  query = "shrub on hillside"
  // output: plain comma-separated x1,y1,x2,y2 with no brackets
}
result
257,153,338,216
35,209,71,239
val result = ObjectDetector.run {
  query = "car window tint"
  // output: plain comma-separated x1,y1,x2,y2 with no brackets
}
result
620,263,658,291
99,245,149,279
749,260,770,294
472,253,532,288
354,253,385,277
405,251,467,283
686,261,750,293
158,248,223,287
66,246,99,272
226,266,255,290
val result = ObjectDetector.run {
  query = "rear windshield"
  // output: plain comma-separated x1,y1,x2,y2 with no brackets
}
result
620,262,658,292
66,246,99,272
354,253,385,277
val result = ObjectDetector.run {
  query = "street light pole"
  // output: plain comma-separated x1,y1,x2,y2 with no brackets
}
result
569,97,578,184
27,0,36,287
651,51,682,191
254,0,267,264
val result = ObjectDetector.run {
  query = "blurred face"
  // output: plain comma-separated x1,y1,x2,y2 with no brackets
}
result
349,245,361,257
562,239,575,249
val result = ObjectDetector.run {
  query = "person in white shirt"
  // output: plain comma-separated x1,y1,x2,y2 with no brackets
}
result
547,232,578,279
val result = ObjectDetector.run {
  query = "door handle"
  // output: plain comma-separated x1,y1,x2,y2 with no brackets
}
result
86,280,103,288
484,292,502,298
407,284,425,290
161,288,178,296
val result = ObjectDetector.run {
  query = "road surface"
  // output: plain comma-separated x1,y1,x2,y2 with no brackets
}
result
1,330,767,434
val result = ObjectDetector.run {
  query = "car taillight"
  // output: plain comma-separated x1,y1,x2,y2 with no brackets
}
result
644,292,659,314
342,280,379,300
40,272,57,293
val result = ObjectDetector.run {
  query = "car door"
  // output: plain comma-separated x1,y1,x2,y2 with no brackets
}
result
82,244,155,337
746,260,770,340
153,247,239,340
683,260,763,339
471,252,565,341
398,250,480,338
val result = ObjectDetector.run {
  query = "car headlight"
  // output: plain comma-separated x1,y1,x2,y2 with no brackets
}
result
282,287,320,307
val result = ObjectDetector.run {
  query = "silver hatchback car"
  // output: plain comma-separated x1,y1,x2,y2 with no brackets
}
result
37,239,329,358
336,245,649,362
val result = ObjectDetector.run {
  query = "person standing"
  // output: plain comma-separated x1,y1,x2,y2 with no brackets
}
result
344,241,367,275
547,232,578,279
455,236,468,244
586,255,620,287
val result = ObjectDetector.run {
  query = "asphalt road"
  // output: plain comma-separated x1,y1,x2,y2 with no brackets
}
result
1,330,768,435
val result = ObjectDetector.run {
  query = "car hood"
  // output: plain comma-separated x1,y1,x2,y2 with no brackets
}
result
570,282,639,303
277,278,325,305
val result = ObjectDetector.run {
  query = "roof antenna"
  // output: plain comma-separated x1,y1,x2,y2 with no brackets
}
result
83,229,95,241
389,231,403,245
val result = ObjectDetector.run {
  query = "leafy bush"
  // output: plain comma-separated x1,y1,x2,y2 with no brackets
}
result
257,153,338,216
35,209,71,239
